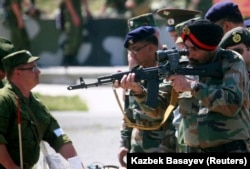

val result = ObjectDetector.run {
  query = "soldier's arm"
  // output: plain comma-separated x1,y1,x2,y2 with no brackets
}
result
10,1,24,28
0,144,20,169
65,0,80,26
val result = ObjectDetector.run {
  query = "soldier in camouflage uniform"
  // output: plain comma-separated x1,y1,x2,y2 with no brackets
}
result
0,50,86,169
167,19,250,152
116,26,176,167
219,27,250,151
0,37,16,88
156,8,202,152
219,27,250,70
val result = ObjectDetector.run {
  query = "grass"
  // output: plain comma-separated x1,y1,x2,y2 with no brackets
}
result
34,92,88,111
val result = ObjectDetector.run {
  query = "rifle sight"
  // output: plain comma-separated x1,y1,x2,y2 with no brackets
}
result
155,48,189,63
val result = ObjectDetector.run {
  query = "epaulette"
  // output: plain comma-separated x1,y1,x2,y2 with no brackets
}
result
217,48,240,63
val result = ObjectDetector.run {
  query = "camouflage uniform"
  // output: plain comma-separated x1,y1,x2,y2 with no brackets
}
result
179,49,250,152
120,15,176,153
120,66,176,153
219,27,250,151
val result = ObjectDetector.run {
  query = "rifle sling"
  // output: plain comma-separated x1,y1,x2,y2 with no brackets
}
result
112,86,178,130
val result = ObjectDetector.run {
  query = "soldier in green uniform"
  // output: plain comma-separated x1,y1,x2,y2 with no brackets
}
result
0,50,86,169
0,37,16,88
60,0,91,66
3,0,30,51
116,26,176,167
167,19,250,152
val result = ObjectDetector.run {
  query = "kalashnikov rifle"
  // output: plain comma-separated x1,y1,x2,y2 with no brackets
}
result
67,48,223,109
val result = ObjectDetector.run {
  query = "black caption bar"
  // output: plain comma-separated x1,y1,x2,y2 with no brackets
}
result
127,153,250,169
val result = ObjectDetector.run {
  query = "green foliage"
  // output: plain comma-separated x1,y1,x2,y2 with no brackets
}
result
34,93,88,111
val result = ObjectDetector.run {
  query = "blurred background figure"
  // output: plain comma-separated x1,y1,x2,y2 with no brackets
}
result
124,0,151,18
244,19,250,31
58,0,92,66
2,0,40,51
100,0,127,18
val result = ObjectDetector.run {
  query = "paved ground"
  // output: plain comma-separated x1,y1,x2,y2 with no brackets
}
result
32,84,125,168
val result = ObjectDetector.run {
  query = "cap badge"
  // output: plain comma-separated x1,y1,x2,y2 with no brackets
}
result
163,11,170,16
128,39,134,45
129,21,134,27
167,18,175,26
232,32,241,43
182,25,190,35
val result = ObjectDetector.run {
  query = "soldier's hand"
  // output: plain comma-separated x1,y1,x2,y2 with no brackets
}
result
118,147,128,167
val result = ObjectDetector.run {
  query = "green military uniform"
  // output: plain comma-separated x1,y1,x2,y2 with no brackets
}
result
179,19,250,152
60,0,84,66
0,37,16,88
3,0,30,51
0,51,72,169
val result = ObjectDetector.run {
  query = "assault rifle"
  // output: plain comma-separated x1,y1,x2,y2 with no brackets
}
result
67,48,223,109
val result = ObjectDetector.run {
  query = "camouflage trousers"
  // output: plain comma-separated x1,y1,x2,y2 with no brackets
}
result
186,140,249,153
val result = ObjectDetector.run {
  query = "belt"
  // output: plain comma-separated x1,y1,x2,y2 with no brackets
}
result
187,140,247,153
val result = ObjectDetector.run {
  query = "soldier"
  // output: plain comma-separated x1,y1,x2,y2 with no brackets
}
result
167,19,250,152
219,27,250,69
205,1,244,34
116,26,176,167
0,37,16,88
124,0,151,18
3,0,31,51
156,8,202,152
60,0,91,66
127,12,166,69
0,50,86,169
219,27,250,151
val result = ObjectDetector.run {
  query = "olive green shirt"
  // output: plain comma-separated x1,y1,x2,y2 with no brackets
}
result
0,82,71,168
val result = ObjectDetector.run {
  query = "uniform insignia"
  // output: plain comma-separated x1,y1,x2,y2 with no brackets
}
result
182,25,190,35
129,39,134,45
232,32,241,43
129,21,134,27
167,18,175,26
163,11,170,16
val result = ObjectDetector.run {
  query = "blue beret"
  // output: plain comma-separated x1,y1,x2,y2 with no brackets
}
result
124,26,155,48
205,1,241,22
244,19,250,28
